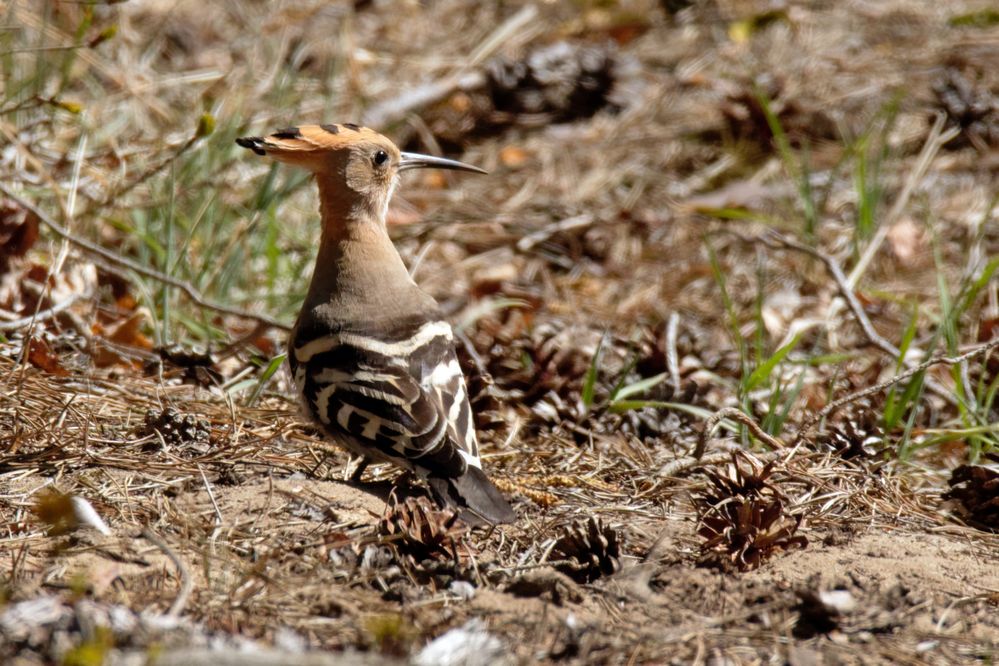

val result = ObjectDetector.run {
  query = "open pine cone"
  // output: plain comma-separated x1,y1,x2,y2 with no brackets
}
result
694,452,807,571
411,41,629,151
932,66,999,151
943,457,999,531
551,517,622,583
378,495,465,563
143,406,211,450
698,496,807,572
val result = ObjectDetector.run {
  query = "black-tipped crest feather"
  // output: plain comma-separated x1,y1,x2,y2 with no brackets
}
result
235,136,267,156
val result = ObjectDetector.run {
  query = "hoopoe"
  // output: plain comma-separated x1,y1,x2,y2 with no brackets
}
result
236,123,515,525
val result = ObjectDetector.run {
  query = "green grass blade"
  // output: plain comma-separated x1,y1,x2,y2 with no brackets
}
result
247,353,287,407
581,333,606,410
612,372,668,402
745,332,803,393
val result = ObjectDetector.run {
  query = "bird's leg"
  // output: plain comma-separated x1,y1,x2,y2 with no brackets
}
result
345,455,370,483
395,469,416,488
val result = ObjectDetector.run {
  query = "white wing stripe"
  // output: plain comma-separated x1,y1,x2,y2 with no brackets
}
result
315,384,337,424
315,367,404,385
294,321,453,362
313,367,409,405
336,404,354,430
448,381,465,423
427,358,462,387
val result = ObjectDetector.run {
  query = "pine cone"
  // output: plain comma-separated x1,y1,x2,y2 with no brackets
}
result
826,401,882,459
143,406,211,449
486,41,618,122
943,460,999,530
719,75,838,151
701,452,780,501
0,199,39,278
693,453,807,571
697,496,807,572
378,495,465,562
551,517,622,583
932,67,999,150
413,41,625,150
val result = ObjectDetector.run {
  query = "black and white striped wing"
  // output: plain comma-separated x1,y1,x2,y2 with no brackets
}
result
423,346,480,465
290,321,478,476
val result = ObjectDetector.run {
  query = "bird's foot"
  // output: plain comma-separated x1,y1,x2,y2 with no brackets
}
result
394,470,416,488
344,456,370,483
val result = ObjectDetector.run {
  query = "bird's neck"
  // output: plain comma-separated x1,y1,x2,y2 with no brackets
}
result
300,177,432,330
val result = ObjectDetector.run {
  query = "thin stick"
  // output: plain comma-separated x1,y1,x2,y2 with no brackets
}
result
660,448,782,479
693,406,784,459
847,114,960,288
0,293,86,331
793,336,999,446
141,527,192,618
86,135,198,215
198,464,224,526
728,228,955,404
758,230,900,357
0,184,290,331
665,312,681,393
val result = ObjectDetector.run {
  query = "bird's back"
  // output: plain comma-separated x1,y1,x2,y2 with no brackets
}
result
290,305,513,524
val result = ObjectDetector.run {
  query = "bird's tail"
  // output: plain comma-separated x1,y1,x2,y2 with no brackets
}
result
428,466,516,526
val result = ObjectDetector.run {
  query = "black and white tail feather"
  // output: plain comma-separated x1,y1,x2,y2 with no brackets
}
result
291,316,516,526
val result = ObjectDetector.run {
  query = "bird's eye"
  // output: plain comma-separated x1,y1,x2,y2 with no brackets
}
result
373,150,389,167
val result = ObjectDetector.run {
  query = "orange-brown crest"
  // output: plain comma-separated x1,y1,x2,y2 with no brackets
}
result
236,123,400,173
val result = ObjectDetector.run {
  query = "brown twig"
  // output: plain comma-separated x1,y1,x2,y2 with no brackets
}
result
693,406,784,459
728,228,954,404
0,183,290,332
0,293,87,331
755,230,900,356
85,135,199,215
793,336,999,446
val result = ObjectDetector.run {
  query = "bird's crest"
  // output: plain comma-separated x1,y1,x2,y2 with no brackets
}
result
237,124,486,178
236,123,381,156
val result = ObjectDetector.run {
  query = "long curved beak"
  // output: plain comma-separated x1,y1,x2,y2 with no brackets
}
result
398,152,487,174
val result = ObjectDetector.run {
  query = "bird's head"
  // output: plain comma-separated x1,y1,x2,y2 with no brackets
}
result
236,124,485,223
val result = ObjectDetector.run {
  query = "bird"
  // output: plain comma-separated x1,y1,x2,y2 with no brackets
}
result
236,123,515,525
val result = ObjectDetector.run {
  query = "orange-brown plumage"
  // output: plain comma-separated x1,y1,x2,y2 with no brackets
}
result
237,123,391,156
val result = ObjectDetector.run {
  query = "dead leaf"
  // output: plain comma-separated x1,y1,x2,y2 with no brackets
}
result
28,337,69,376
978,316,999,343
92,309,152,368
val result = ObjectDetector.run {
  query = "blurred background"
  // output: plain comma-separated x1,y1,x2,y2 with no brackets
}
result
1,0,998,662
